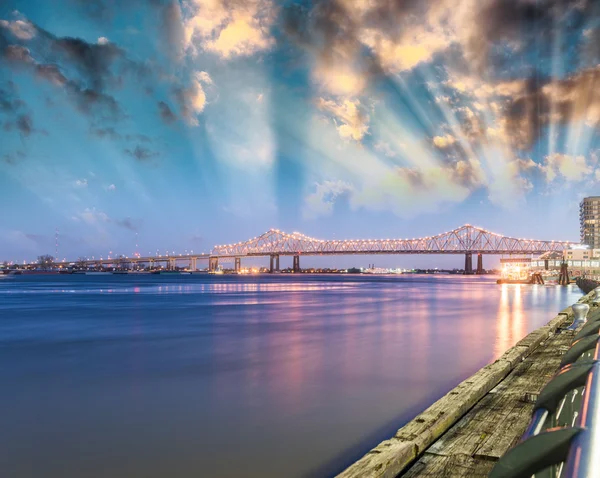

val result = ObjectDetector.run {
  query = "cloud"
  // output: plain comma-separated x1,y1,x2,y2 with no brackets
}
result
317,98,369,141
350,163,477,217
51,36,125,91
283,0,594,112
543,153,591,182
0,18,36,40
1,22,125,122
173,71,212,125
158,101,176,123
0,12,156,125
2,150,25,165
4,44,34,63
107,183,116,191
0,82,22,113
15,114,33,136
304,180,354,218
124,145,160,162
90,126,121,140
35,64,68,86
501,66,600,149
374,141,399,157
72,208,138,232
433,134,457,149
74,178,88,188
73,208,110,225
65,85,123,120
184,0,276,58
113,217,138,231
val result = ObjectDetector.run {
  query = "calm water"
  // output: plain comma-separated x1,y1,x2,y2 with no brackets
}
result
0,274,582,478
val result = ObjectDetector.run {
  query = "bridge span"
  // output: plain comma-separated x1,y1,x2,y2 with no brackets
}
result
55,224,573,274
209,224,573,274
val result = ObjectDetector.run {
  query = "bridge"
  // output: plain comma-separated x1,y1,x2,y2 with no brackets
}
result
55,224,573,274
209,224,573,274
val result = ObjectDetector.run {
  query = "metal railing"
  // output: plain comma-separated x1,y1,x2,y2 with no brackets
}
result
490,288,600,478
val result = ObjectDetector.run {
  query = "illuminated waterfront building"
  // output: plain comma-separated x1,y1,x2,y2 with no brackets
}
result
580,196,600,249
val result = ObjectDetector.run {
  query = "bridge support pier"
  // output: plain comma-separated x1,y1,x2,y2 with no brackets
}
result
476,254,483,274
190,257,197,271
209,257,219,272
464,253,473,275
235,257,241,273
544,259,549,271
293,255,300,273
269,255,280,273
168,258,177,271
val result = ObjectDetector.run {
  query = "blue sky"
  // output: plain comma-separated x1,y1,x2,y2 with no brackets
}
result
0,0,599,267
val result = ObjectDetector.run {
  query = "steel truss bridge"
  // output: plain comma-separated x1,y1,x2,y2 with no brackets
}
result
209,224,573,273
53,224,573,274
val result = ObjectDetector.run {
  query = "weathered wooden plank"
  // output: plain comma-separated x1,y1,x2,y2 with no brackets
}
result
400,309,583,476
425,392,534,459
419,328,576,460
402,452,495,478
336,305,577,478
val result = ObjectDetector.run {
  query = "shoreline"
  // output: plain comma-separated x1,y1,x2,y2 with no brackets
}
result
337,287,591,477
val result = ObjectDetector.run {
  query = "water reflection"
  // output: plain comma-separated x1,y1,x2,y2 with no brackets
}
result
0,275,582,478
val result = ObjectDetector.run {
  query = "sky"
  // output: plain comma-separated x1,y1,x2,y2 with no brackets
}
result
0,0,599,268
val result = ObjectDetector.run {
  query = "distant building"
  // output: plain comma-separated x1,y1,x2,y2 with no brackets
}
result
580,196,600,248
564,247,600,261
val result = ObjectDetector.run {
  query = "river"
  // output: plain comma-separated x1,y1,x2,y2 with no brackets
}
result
0,274,582,477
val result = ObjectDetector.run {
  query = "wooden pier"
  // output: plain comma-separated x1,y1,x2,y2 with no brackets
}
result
337,292,593,478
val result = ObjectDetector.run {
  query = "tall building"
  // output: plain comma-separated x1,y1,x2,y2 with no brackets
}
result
580,197,600,248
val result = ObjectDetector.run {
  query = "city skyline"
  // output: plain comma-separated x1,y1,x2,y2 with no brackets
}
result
1,0,599,266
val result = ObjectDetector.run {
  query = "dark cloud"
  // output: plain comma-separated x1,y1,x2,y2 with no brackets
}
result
24,233,46,245
583,27,600,62
3,44,34,63
0,82,21,113
0,81,37,137
464,0,591,72
283,0,595,87
504,65,600,149
69,0,184,59
158,100,176,123
0,14,150,125
51,37,124,91
282,1,383,82
65,84,123,120
91,126,121,140
2,150,26,165
114,217,139,232
172,86,188,119
15,114,33,136
397,167,425,188
124,145,159,162
35,64,68,86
